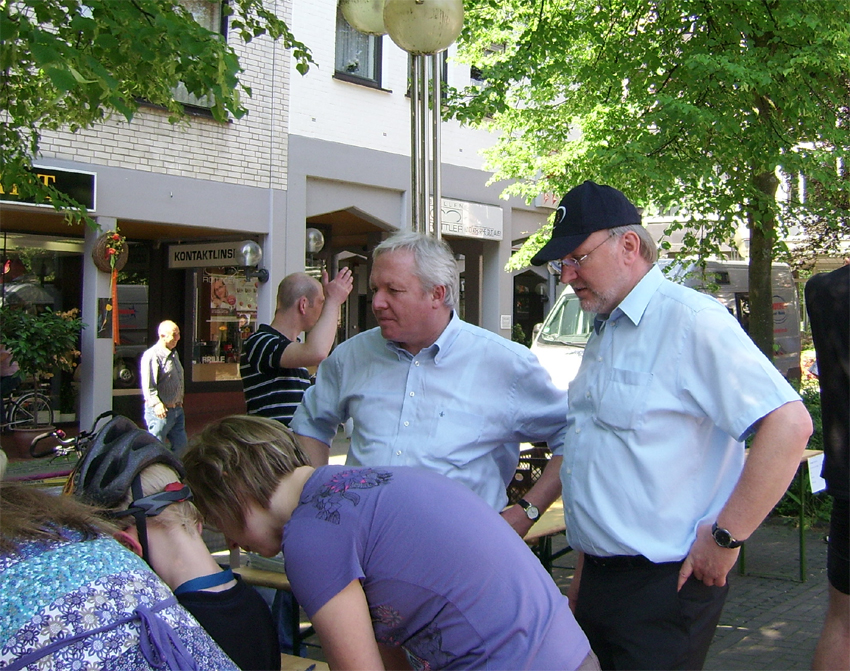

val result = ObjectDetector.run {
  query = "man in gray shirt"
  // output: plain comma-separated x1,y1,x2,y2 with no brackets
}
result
140,320,187,456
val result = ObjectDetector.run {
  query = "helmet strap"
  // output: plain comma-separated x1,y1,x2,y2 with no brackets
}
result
131,475,152,567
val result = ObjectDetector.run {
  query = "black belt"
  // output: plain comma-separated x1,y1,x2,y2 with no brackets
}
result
584,554,680,570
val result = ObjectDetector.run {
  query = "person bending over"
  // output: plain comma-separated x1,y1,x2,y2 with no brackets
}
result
182,414,598,671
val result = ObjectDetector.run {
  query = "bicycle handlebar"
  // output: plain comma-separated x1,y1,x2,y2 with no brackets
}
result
29,429,69,459
27,410,117,459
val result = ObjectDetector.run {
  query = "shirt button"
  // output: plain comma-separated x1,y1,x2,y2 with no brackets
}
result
403,421,409,427
396,450,402,456
414,361,420,366
409,392,415,397
575,427,581,433
566,468,572,474
597,356,603,362
585,391,591,398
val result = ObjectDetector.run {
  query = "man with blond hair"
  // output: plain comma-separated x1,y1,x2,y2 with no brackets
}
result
292,231,569,537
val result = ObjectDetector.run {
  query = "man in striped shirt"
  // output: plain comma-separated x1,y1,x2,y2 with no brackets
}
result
240,269,353,426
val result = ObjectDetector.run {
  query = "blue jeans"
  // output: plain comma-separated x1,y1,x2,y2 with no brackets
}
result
144,405,188,457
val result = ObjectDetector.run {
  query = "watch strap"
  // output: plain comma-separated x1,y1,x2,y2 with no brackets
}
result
518,498,539,520
711,522,744,549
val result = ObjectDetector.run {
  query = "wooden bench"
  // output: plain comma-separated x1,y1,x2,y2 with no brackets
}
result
280,653,328,670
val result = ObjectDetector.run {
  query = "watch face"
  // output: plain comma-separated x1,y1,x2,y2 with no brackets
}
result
713,527,733,547
525,504,540,520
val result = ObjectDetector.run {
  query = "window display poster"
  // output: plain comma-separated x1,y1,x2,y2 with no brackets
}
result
193,269,259,381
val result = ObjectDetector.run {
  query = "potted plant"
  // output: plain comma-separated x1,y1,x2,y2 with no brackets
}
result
0,306,83,428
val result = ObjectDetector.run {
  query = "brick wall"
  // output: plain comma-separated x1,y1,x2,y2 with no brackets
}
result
37,2,292,191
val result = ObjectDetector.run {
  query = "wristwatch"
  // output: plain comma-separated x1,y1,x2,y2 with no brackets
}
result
711,522,744,549
518,498,540,521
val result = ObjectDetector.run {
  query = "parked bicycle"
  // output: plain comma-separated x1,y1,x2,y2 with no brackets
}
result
28,410,115,459
1,387,53,432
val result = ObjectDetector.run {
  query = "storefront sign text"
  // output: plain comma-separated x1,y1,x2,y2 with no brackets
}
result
440,198,503,241
169,241,248,268
0,166,96,210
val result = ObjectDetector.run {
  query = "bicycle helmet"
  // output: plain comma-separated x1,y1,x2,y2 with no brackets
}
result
68,415,185,507
66,415,192,565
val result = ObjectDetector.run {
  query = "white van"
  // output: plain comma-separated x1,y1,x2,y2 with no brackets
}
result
530,260,801,391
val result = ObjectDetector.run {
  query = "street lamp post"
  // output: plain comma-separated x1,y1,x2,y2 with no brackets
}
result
339,0,464,237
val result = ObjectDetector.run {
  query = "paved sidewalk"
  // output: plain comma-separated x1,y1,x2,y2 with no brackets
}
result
548,517,829,671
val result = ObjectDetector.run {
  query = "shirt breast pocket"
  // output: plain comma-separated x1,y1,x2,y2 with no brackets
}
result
595,368,653,431
429,408,486,467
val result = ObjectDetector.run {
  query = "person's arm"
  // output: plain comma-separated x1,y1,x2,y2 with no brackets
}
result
297,434,331,467
501,455,563,537
280,268,353,369
678,400,812,590
140,351,167,418
310,579,385,670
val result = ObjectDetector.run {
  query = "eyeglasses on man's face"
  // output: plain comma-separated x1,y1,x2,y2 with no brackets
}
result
547,233,616,276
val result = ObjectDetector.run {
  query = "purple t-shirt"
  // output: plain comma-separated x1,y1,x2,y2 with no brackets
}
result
283,465,590,670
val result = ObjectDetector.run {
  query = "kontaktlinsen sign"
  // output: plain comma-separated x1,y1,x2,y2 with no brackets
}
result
169,241,246,269
440,198,503,241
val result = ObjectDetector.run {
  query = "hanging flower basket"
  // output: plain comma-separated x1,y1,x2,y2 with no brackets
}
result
92,229,127,350
92,231,128,273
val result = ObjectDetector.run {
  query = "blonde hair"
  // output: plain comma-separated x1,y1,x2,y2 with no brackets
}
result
373,231,460,309
113,463,202,533
1,483,118,555
182,415,309,531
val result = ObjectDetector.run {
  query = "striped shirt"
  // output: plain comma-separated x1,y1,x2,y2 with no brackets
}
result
240,324,311,426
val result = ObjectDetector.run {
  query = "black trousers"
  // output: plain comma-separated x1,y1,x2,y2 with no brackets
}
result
575,555,729,670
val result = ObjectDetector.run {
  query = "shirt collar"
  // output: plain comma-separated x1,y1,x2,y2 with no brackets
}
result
608,264,664,328
383,310,459,364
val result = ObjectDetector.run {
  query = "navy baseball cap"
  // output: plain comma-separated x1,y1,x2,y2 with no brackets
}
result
530,181,642,266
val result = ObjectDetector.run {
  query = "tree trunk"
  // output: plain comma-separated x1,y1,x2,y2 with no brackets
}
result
748,170,779,362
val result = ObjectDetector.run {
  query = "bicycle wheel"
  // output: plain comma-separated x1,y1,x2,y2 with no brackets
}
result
10,392,53,430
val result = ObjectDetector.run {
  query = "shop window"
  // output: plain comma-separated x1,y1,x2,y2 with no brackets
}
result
190,268,259,383
335,6,382,87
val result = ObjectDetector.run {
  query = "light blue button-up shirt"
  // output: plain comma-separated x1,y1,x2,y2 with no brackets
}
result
562,265,800,562
291,312,568,511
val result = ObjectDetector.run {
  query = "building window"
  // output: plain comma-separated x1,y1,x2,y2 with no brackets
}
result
173,0,225,109
335,7,382,87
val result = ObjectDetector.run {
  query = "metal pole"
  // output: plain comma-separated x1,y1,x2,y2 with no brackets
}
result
410,55,421,232
431,53,442,240
416,54,429,234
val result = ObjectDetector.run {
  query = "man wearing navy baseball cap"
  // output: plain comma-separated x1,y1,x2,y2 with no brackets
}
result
538,180,812,669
